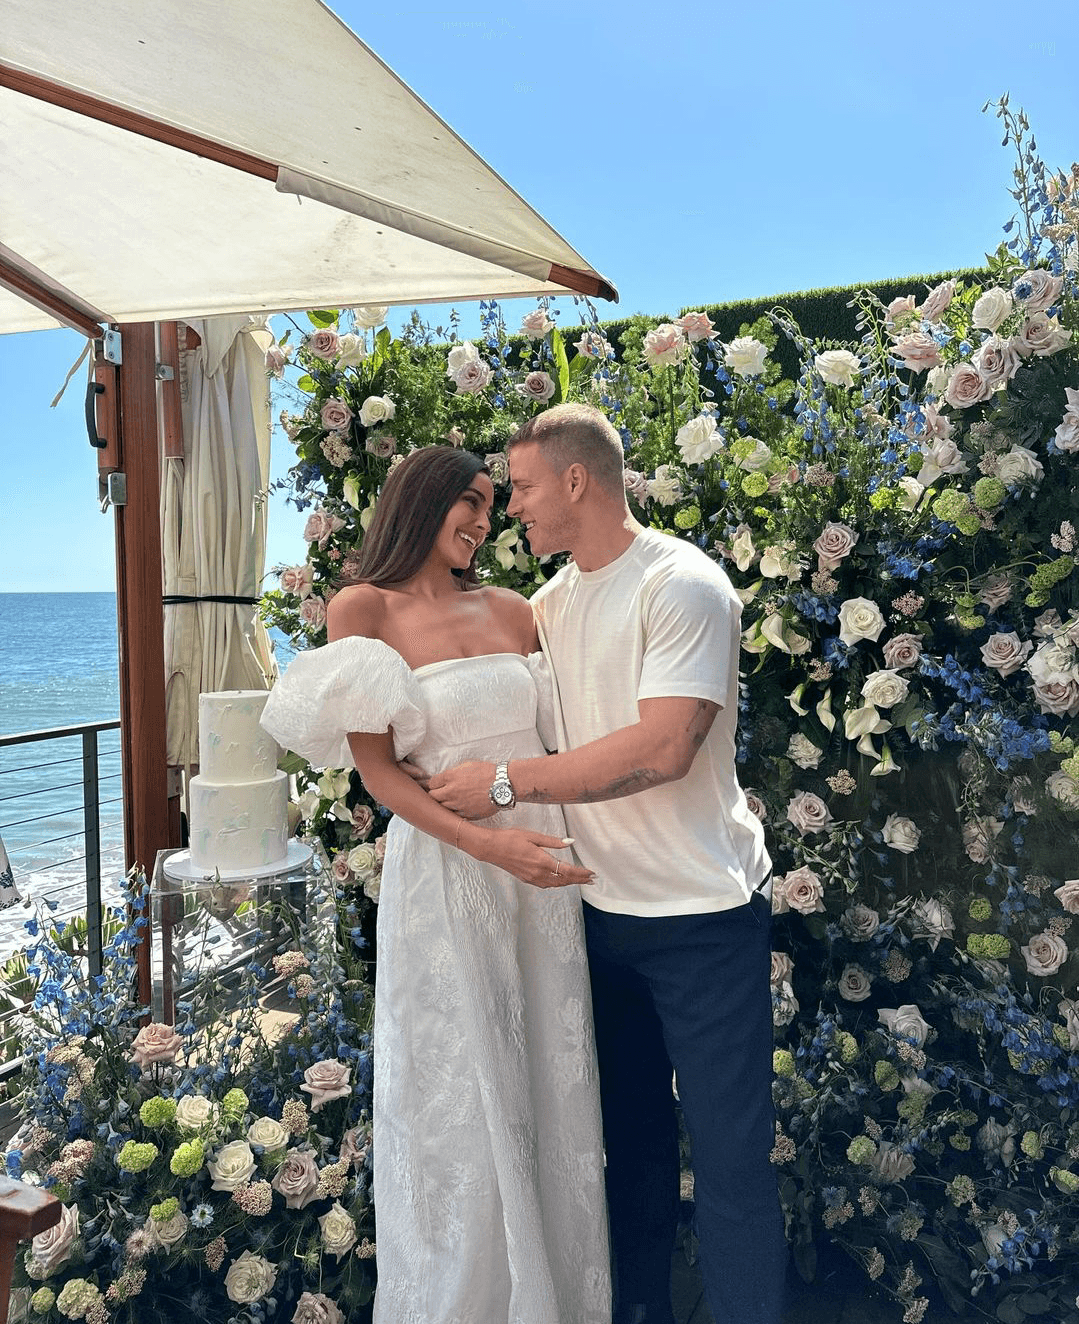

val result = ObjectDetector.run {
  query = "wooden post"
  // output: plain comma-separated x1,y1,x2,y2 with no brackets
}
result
113,321,176,1009
0,1179,60,1324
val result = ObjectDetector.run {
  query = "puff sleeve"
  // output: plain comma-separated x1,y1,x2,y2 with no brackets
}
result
260,636,426,767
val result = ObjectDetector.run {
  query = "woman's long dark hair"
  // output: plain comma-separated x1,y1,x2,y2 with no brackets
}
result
340,446,489,589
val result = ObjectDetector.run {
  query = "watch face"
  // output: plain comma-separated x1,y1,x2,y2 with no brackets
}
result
492,782,514,806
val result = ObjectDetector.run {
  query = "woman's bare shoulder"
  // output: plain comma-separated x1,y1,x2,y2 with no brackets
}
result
326,583,387,641
477,585,537,650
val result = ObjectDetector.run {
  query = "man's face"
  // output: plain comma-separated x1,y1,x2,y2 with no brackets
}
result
507,442,575,558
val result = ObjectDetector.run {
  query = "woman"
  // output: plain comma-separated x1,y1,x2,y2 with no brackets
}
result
261,446,610,1324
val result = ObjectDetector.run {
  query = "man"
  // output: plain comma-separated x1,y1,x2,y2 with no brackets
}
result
429,403,786,1324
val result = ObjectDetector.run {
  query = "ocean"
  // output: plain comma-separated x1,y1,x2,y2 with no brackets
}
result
0,592,292,962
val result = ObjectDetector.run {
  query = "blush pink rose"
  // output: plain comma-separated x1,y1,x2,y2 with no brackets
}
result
1013,268,1063,314
299,597,327,631
280,563,314,599
642,323,686,367
1021,930,1069,977
307,329,340,360
972,335,1021,390
838,964,872,1002
773,866,826,915
1014,313,1072,358
452,359,493,394
271,1148,320,1209
919,279,955,321
1054,880,1079,914
300,1059,352,1112
979,631,1032,676
265,344,289,377
320,398,353,432
516,371,556,402
882,633,922,670
785,791,834,835
893,332,941,372
675,311,715,343
31,1204,79,1274
303,509,345,550
519,309,555,339
130,1022,183,1069
813,522,859,571
943,363,992,409
878,1004,930,1047
770,951,794,985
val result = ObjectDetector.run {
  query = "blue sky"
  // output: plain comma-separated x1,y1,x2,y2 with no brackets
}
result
2,0,1077,592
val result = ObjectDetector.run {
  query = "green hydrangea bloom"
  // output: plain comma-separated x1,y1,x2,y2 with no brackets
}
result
794,1076,815,1100
874,1060,900,1091
116,1141,158,1173
1051,1166,1079,1194
972,477,1006,510
1021,1130,1044,1159
772,1049,795,1078
139,1096,177,1128
968,897,992,921
955,514,982,537
869,488,897,511
946,1174,975,1206
948,1132,971,1151
222,1088,249,1120
150,1196,179,1223
931,490,969,524
897,1092,927,1124
56,1278,102,1318
846,1135,877,1164
1060,754,1079,781
1053,1025,1071,1050
984,933,1010,958
30,1287,55,1314
741,472,769,499
906,452,924,475
674,505,701,530
169,1138,205,1177
837,1031,858,1063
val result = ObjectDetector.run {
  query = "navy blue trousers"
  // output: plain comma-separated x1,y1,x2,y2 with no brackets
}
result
583,892,787,1324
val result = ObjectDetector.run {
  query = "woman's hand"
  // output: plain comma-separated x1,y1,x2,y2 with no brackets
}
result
462,824,594,890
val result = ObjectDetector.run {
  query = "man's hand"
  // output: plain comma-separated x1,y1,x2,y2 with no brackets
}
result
427,760,501,819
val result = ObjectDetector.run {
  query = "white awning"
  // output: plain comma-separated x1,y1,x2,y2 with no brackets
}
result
0,0,615,335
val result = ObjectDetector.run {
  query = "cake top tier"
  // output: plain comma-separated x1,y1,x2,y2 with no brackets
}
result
198,690,279,785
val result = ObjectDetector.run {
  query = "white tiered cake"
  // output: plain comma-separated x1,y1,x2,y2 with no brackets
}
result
188,690,289,875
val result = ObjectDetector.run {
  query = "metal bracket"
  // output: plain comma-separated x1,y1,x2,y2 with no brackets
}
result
155,363,175,381
101,329,123,364
99,470,127,513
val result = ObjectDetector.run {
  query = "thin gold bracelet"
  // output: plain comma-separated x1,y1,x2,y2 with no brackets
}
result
454,820,462,850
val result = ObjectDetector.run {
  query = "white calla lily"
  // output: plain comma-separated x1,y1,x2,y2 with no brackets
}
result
731,528,756,571
342,475,361,509
816,689,836,733
761,612,791,652
870,743,900,776
741,623,768,654
844,703,891,741
787,683,809,716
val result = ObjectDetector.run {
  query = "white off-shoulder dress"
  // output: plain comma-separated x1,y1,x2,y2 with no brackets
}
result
261,638,610,1324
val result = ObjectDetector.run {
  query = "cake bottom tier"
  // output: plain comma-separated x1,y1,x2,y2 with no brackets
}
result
188,770,289,874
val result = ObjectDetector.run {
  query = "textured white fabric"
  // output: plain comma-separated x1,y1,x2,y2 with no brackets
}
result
263,641,610,1324
533,528,771,917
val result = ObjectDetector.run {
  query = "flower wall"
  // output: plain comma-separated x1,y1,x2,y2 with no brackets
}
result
259,109,1079,1323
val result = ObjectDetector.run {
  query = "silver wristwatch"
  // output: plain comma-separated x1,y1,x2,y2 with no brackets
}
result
489,762,516,810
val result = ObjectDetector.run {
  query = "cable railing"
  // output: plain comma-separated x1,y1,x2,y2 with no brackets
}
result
0,720,124,1081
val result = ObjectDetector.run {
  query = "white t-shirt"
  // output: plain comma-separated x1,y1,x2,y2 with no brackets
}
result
531,527,770,916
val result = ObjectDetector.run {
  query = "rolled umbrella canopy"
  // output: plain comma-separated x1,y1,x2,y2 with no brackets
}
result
162,316,277,772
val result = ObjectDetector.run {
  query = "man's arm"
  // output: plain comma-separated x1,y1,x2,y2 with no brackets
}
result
426,695,718,819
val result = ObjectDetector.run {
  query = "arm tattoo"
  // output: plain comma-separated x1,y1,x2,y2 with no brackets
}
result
527,766,664,804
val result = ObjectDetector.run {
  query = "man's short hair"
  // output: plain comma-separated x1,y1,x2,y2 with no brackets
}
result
509,403,625,496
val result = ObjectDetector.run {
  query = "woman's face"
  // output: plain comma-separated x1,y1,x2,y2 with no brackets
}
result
432,471,494,570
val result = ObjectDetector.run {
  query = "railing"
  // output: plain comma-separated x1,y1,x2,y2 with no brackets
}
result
0,720,124,1080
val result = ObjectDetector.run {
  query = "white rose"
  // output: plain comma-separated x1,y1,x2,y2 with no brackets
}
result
1046,771,1079,807
837,597,885,647
996,445,1043,485
971,286,1013,330
646,464,683,506
446,341,480,375
861,669,909,708
882,633,922,669
1059,999,1079,1051
151,1210,189,1249
358,395,395,428
840,904,880,941
979,631,1032,676
335,333,367,367
1012,268,1062,314
175,1094,219,1132
738,439,773,472
786,734,823,769
878,1004,930,1047
963,817,1003,863
1027,639,1079,685
814,349,861,388
1054,880,1079,914
208,1141,257,1192
813,522,859,571
916,438,968,488
451,358,492,394
265,344,289,377
676,414,723,464
292,1292,346,1324
225,1251,277,1305
838,965,872,1002
772,980,799,1027
770,950,794,984
1021,930,1069,977
744,792,767,822
318,1202,358,1259
723,336,769,377
912,898,954,951
772,866,825,915
785,791,834,836
519,309,555,339
881,814,920,853
897,476,923,511
943,363,991,409
351,306,388,329
1033,679,1079,716
871,1142,915,1184
515,371,556,402
247,1116,289,1151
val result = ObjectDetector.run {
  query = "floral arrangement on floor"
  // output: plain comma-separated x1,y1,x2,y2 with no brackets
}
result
5,868,375,1324
259,102,1078,1322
